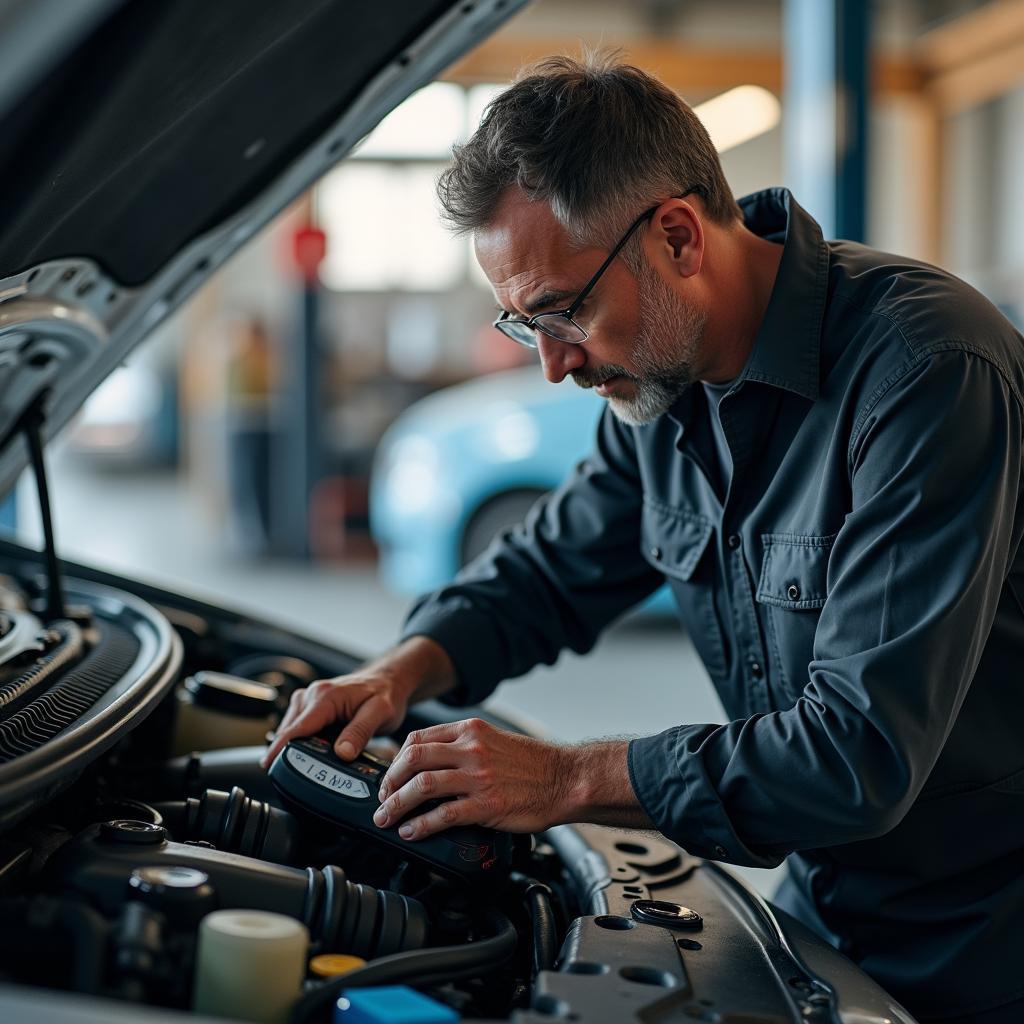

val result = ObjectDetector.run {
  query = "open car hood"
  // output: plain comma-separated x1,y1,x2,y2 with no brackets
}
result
0,0,525,496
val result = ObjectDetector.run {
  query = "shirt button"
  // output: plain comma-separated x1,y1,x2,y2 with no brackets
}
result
650,546,662,560
750,662,763,679
727,533,741,549
787,583,801,600
713,845,728,858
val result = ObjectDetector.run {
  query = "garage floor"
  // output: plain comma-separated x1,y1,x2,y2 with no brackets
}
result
22,445,783,895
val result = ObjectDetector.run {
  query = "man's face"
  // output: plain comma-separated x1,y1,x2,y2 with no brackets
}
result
476,191,707,426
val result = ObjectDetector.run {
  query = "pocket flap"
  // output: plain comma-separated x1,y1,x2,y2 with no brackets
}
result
640,500,713,582
756,533,835,609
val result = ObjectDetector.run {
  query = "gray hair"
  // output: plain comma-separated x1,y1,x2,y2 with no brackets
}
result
437,50,742,257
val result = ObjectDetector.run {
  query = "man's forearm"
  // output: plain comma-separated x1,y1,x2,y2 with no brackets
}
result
369,635,458,704
558,740,655,829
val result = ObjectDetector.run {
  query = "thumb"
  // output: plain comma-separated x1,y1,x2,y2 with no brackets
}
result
334,694,398,760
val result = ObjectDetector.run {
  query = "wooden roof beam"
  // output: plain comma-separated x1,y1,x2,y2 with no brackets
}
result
916,0,1024,113
441,37,922,97
915,0,1024,74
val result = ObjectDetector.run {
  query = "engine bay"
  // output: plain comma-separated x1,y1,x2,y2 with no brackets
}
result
0,542,911,1024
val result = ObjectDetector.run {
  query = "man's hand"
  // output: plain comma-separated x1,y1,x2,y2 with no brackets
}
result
260,671,409,769
259,636,456,769
373,718,655,839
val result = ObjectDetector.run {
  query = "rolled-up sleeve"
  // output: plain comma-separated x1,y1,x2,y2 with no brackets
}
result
401,408,664,706
630,350,1024,865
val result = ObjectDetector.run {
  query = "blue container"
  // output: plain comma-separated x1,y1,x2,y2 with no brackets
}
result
335,985,460,1024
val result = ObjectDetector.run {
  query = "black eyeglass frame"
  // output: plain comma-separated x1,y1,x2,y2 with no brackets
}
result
492,189,700,349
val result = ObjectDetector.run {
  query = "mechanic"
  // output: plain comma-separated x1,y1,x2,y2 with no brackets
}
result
262,55,1024,1023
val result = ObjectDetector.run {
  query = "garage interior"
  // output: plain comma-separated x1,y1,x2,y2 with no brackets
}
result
9,0,1024,904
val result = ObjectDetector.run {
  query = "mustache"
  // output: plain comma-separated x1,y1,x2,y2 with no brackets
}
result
571,365,634,389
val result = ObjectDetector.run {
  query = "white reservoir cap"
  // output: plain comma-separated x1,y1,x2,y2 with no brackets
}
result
193,909,309,1024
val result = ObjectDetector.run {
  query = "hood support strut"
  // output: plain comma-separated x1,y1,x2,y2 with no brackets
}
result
24,404,65,622
1,392,68,623
0,389,66,620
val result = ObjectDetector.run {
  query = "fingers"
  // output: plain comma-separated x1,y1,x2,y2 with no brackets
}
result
389,794,476,841
334,692,397,761
380,718,491,798
373,718,498,840
261,689,306,768
260,685,339,768
261,678,406,770
372,767,468,831
378,740,452,800
394,720,470,747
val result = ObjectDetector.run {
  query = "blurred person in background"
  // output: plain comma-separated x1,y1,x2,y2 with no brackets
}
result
263,53,1024,1023
225,315,275,553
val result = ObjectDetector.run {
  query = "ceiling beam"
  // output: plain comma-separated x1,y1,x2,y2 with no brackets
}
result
926,37,1024,112
916,0,1024,74
916,0,1024,113
443,1,1024,115
441,37,922,97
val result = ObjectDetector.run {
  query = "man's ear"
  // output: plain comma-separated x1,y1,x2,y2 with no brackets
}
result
645,198,704,279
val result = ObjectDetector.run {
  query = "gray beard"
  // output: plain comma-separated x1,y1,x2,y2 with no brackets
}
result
572,269,706,426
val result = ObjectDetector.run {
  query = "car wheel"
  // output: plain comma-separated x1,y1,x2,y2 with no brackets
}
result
460,488,547,566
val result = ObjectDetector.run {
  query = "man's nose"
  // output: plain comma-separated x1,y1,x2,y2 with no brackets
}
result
536,332,586,384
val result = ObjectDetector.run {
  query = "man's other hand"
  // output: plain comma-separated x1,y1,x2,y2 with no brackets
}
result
374,720,656,837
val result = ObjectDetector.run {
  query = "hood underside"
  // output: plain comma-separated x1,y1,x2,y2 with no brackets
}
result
0,0,524,494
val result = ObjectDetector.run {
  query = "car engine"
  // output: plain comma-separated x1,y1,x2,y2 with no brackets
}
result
0,538,915,1024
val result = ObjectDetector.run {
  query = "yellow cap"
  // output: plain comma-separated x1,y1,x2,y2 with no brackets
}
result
308,954,367,978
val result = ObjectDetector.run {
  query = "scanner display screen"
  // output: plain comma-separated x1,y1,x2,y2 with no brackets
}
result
284,747,371,800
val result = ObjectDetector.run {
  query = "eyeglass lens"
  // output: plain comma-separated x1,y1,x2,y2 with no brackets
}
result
533,313,586,343
497,313,586,348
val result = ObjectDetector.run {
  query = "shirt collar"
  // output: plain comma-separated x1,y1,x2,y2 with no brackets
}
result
665,187,828,435
735,187,828,401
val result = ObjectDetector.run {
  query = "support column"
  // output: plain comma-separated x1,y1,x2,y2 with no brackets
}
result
783,0,870,242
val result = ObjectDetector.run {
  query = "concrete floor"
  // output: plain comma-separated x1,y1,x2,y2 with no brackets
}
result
20,444,783,895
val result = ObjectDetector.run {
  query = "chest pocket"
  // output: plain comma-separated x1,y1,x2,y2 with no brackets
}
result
640,499,726,679
640,499,712,581
756,533,835,704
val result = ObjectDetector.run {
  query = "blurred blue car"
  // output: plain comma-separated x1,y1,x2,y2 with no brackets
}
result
370,366,673,615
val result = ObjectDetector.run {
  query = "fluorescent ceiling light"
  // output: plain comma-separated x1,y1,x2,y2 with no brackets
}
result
695,85,781,152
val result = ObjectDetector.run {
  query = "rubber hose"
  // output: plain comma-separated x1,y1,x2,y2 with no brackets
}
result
527,886,556,975
289,908,517,1024
510,872,556,976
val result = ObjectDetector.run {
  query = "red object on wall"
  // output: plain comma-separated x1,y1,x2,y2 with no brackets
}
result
292,225,327,282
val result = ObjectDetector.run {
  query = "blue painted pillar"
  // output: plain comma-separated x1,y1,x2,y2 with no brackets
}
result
0,492,15,532
784,0,870,242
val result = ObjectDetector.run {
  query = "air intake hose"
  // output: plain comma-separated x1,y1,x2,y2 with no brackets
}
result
46,822,428,959
152,786,296,863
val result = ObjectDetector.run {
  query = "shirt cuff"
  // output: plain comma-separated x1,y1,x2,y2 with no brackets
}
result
628,727,783,868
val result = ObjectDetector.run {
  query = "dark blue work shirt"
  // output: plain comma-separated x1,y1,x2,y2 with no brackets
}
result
402,188,1024,1020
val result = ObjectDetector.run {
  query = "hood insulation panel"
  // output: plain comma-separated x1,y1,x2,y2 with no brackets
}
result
0,0,454,285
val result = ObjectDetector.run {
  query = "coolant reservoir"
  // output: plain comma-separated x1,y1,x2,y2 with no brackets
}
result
193,909,308,1023
172,672,277,754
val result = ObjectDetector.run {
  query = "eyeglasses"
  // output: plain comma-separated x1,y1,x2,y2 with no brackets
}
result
492,190,699,349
